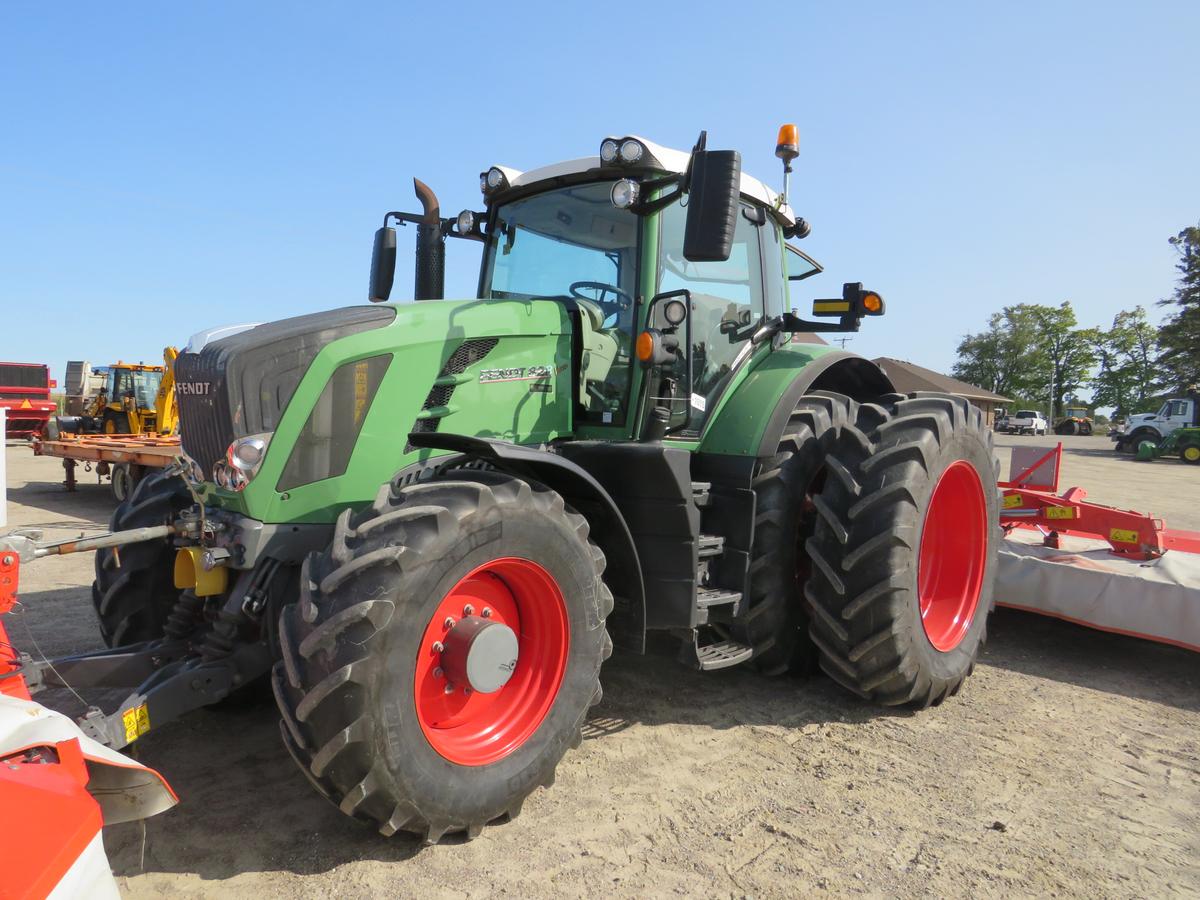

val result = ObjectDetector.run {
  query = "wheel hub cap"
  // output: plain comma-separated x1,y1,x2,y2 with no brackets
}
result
441,616,519,694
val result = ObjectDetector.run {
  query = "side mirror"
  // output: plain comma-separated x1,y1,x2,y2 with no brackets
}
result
369,226,397,302
683,149,741,263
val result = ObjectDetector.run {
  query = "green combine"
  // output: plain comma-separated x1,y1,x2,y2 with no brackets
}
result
83,127,999,842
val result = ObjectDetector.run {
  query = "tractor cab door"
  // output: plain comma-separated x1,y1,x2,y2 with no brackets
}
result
656,199,771,436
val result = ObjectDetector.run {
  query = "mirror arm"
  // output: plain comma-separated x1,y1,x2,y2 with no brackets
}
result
636,186,684,216
781,311,862,334
381,210,427,228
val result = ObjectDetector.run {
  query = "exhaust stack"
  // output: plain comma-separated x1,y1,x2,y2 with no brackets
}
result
413,178,445,301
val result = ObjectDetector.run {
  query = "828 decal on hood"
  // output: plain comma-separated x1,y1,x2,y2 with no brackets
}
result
478,364,555,384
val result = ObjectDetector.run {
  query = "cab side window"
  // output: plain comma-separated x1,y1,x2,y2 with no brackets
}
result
659,201,766,419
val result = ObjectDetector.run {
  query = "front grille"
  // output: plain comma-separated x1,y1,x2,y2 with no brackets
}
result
176,349,235,475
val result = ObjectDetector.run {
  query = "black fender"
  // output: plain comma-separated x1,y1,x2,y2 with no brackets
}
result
756,352,894,457
407,432,646,652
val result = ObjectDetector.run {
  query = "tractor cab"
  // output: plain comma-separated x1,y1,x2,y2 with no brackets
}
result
370,130,884,441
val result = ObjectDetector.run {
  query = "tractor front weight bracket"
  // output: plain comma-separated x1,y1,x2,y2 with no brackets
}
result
1,523,274,750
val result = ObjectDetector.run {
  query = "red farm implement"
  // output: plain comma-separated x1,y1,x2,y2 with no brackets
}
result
0,362,56,440
999,443,1200,559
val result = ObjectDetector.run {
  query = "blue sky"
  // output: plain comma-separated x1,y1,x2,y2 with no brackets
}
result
2,2,1198,390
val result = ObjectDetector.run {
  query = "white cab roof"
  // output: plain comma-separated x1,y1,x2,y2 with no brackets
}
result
496,135,797,227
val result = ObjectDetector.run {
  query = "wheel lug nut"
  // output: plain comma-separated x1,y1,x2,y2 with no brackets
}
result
444,683,455,695
481,608,492,618
432,641,444,653
443,617,455,629
463,604,474,616
433,667,444,679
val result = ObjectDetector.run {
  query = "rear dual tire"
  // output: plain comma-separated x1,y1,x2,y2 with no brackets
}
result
273,470,613,843
804,393,1000,707
738,392,854,675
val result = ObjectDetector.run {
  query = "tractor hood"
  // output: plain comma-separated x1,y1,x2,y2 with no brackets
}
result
177,300,574,524
175,306,399,475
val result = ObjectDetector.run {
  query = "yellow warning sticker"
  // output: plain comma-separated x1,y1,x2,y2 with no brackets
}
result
122,708,139,743
1002,494,1022,508
122,703,151,743
19,399,32,409
1044,506,1075,520
1110,528,1139,544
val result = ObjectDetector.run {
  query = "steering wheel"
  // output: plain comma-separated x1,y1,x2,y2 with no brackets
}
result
569,281,634,316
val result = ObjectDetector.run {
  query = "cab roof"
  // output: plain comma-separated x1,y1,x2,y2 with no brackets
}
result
489,135,798,228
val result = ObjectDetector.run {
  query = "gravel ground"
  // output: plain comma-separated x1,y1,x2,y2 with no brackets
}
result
3,437,1198,899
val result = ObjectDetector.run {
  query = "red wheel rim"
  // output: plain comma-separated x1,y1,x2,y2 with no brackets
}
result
415,558,569,766
917,461,987,652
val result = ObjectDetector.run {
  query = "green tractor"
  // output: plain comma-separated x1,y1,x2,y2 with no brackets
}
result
88,128,999,842
1134,426,1200,463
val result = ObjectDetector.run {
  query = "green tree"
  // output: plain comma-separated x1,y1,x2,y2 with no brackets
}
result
1023,302,1098,419
1158,223,1200,392
1091,307,1161,417
952,305,1045,398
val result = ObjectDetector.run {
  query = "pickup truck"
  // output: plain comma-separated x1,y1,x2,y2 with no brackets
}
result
1001,410,1048,435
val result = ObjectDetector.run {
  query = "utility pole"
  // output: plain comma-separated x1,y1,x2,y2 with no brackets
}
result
1049,368,1056,422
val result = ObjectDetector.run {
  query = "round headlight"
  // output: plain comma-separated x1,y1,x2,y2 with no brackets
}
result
600,139,619,163
610,179,640,210
486,167,505,189
619,140,644,164
231,439,263,469
456,210,475,235
213,461,231,490
663,299,688,326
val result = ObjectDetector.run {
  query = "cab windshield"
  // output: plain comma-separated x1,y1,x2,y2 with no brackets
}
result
482,181,640,425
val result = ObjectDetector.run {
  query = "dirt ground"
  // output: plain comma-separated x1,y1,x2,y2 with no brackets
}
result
4,436,1199,899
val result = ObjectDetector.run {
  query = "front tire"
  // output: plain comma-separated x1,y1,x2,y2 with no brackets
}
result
102,409,131,434
1118,428,1156,454
273,470,613,842
805,393,1000,707
93,469,188,646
